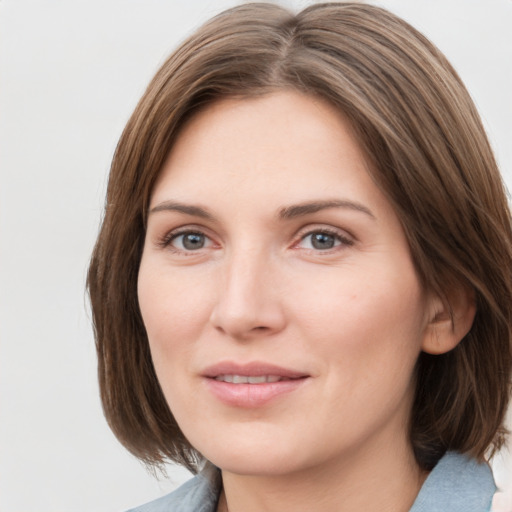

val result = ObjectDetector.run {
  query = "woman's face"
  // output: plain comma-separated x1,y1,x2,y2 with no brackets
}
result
138,91,435,476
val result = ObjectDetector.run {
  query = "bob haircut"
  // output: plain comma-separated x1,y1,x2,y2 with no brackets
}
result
88,2,512,472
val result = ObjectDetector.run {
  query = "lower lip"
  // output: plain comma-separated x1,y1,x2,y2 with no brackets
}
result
204,378,308,408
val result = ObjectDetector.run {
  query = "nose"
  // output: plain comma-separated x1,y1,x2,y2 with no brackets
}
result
209,248,286,340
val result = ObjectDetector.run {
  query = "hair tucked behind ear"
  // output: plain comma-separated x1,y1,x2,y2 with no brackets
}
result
88,2,512,472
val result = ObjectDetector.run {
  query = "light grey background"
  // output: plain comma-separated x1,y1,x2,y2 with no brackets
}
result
1,1,511,511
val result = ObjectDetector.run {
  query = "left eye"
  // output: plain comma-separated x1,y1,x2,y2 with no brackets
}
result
298,231,348,250
170,232,212,251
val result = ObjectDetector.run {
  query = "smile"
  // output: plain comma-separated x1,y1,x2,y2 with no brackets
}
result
214,375,289,384
202,362,310,407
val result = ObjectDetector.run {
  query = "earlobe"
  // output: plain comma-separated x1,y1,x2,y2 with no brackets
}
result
421,286,476,355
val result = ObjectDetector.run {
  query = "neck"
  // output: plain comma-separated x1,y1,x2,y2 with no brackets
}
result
218,433,427,512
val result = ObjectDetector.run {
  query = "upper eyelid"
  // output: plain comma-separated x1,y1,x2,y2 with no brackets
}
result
294,224,355,242
156,223,214,238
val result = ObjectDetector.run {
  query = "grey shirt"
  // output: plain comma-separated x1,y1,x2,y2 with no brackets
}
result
128,451,496,512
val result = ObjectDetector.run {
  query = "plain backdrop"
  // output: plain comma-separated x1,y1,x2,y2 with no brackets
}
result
1,1,511,511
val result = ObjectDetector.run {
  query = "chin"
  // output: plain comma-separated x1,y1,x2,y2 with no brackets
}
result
194,427,325,477
209,452,304,477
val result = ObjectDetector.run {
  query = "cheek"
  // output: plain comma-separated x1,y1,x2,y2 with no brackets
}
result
291,263,427,366
293,269,427,436
137,259,214,362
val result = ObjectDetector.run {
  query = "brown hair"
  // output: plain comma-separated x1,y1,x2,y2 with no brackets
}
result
87,2,512,472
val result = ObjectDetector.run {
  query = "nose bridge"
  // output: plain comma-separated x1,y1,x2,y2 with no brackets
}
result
210,241,284,338
230,243,273,307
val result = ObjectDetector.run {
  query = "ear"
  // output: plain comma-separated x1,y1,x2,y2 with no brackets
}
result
421,285,476,355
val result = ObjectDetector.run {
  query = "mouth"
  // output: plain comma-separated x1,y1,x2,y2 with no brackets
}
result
213,374,295,384
202,362,310,407
203,361,309,382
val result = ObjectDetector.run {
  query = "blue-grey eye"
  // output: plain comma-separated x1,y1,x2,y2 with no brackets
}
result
183,233,205,250
172,232,209,250
310,232,337,250
298,230,347,251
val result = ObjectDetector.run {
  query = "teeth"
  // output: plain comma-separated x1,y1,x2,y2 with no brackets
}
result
214,374,283,384
248,376,266,384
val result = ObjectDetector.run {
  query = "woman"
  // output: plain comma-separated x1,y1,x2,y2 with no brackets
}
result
88,3,512,511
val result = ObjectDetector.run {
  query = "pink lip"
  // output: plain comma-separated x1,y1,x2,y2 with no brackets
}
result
202,361,308,379
201,361,310,408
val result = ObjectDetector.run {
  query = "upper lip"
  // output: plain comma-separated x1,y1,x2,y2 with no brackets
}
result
201,361,309,379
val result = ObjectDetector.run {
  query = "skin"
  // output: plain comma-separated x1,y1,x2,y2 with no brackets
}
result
138,91,456,511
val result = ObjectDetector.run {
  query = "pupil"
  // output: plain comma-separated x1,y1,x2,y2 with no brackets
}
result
183,233,204,250
312,233,335,249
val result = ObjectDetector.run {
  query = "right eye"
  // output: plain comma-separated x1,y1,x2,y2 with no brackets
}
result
168,231,213,252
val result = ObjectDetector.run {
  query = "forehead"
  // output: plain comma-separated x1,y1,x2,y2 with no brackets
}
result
151,91,388,212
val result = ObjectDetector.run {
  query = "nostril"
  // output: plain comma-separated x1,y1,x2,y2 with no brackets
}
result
209,296,286,338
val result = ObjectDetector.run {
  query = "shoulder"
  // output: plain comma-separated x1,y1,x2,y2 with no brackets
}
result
127,463,221,512
410,451,496,512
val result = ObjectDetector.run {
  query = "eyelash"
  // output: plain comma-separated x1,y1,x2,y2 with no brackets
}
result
157,228,214,253
294,227,354,253
157,226,354,254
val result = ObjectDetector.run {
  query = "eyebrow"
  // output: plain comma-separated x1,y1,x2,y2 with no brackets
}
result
149,198,375,221
149,201,215,220
278,199,375,220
